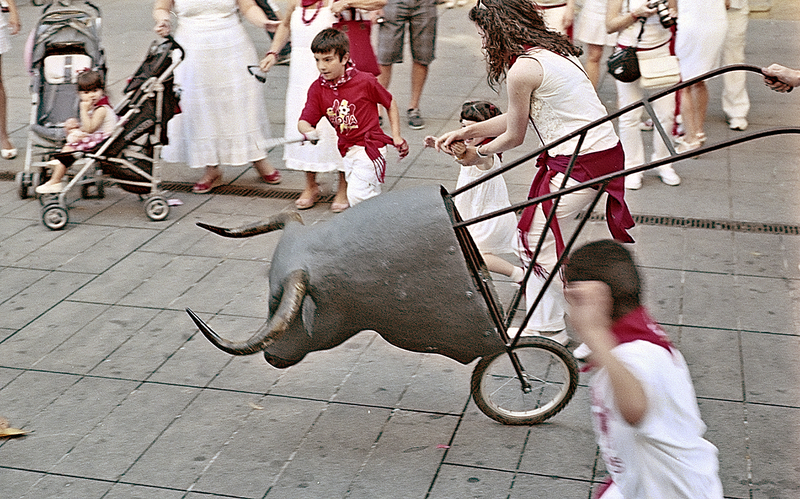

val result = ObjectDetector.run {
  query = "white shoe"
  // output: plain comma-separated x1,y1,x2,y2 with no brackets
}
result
508,327,569,345
573,343,592,360
456,0,467,5
625,172,642,190
35,182,65,194
443,0,455,7
728,117,748,131
657,165,681,186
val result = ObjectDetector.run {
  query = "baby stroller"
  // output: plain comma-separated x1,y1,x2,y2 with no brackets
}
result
28,37,183,230
16,0,104,198
32,36,183,230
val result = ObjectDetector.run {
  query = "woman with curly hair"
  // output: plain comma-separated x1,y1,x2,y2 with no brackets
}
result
436,0,633,344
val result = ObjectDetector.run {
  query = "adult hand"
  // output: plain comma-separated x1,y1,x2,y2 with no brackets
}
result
302,130,321,144
629,3,656,19
260,53,277,72
434,129,466,153
154,18,172,37
763,64,799,93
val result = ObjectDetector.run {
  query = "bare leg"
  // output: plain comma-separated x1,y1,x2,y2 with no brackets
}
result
295,171,320,209
252,157,278,177
377,64,392,90
196,165,222,185
0,56,13,151
333,171,348,206
584,44,604,89
409,62,428,110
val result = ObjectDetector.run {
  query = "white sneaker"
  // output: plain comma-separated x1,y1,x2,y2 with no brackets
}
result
443,0,455,7
35,181,65,194
625,172,642,190
657,165,681,186
508,327,569,345
728,117,748,131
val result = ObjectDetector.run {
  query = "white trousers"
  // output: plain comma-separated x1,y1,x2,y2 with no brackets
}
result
343,145,384,207
615,47,676,174
519,174,597,332
722,6,750,120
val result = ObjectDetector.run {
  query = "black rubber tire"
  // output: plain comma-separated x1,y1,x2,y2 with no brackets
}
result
471,336,579,425
41,203,68,231
17,172,30,199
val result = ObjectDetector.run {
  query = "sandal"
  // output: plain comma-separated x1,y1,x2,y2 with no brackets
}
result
192,174,223,194
331,201,349,213
295,191,320,210
262,170,281,184
1,148,17,160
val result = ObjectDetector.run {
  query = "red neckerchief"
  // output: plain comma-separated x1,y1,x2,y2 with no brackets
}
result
94,95,110,108
319,60,356,91
611,306,673,352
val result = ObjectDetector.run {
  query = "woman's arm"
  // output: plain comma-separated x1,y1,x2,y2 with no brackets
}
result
471,57,542,157
153,0,174,36
5,0,19,36
261,0,296,71
606,0,655,34
239,0,282,32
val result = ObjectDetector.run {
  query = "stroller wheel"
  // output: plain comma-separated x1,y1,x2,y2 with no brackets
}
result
145,196,170,221
42,203,69,231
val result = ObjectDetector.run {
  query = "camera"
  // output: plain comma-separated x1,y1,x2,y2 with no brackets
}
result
647,0,675,28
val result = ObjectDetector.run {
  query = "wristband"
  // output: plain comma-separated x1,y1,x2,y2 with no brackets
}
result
475,146,489,158
265,51,278,58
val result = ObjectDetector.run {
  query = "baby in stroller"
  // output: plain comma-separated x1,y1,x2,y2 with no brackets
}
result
36,68,116,194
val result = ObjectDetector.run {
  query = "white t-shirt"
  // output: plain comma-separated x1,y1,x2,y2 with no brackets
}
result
591,340,724,498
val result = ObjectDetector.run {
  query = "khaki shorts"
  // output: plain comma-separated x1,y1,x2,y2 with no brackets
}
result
377,0,437,66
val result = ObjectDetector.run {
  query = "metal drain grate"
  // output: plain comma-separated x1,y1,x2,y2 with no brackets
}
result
589,212,800,235
4,171,797,235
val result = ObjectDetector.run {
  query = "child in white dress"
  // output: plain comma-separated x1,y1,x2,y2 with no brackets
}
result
425,101,523,282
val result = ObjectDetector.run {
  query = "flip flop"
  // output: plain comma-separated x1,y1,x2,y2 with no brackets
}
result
193,176,223,194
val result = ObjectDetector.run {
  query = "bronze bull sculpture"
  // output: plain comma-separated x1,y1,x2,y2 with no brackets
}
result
186,185,578,425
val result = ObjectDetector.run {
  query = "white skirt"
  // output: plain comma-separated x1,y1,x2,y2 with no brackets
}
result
163,15,271,168
575,0,618,47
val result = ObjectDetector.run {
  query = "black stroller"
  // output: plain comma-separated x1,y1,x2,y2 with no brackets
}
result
31,37,183,230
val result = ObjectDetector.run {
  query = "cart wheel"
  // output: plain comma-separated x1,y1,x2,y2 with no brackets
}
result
16,172,30,199
145,196,170,221
41,203,69,231
471,336,578,425
81,179,105,199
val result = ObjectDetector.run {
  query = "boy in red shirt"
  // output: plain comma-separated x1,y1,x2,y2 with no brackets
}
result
299,28,408,207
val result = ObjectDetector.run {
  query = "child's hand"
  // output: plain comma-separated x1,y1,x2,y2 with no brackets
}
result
301,130,320,144
423,136,437,148
395,138,409,159
449,141,467,158
564,281,614,349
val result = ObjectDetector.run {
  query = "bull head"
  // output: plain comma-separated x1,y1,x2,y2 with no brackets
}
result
187,186,505,368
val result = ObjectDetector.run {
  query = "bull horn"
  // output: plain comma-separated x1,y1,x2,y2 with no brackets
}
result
186,269,309,355
197,211,303,238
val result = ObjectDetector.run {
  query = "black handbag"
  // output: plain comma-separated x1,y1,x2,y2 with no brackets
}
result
607,18,645,83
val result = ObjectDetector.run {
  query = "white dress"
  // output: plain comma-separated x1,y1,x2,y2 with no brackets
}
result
575,0,617,47
0,10,11,54
163,0,272,168
454,156,517,255
675,0,727,80
284,4,343,172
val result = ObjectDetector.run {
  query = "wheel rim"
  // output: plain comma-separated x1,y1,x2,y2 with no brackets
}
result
146,198,169,221
479,345,573,420
43,206,68,230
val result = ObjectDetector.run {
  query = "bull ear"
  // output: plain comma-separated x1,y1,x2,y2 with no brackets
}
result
197,211,303,238
187,269,309,355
